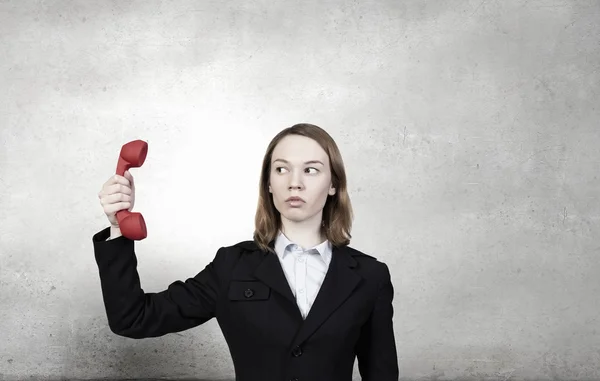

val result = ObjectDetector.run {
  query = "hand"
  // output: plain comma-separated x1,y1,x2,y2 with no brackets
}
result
98,170,135,227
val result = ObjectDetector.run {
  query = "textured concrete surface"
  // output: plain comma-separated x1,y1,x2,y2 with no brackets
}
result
1,0,599,380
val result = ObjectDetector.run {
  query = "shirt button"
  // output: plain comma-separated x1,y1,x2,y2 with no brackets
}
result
297,257,304,262
292,346,303,357
298,289,304,293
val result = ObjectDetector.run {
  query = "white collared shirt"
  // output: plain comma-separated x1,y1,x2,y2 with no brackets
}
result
273,230,332,320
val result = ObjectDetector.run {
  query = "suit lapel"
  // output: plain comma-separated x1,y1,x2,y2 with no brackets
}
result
253,248,298,306
291,245,362,346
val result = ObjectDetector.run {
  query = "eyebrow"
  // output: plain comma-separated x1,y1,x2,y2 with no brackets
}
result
272,158,324,166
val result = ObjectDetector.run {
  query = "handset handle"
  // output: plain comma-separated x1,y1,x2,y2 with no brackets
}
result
115,139,148,240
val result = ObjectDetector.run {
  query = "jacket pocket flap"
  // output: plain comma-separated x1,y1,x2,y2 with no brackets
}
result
228,280,271,301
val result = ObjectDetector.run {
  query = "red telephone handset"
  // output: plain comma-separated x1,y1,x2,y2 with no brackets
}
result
115,139,148,240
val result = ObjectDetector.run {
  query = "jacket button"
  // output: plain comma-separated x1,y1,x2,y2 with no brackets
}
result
289,378,299,381
244,289,254,298
292,346,303,357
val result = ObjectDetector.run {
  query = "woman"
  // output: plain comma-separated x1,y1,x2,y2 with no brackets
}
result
94,123,399,381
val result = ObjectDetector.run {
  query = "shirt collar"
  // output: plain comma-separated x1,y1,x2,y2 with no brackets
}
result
274,230,332,265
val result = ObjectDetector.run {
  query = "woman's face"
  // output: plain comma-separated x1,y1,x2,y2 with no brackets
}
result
268,134,336,228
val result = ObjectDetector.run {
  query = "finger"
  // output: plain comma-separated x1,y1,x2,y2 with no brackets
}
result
99,192,130,206
105,202,131,214
124,170,134,181
108,193,132,204
99,176,129,199
104,183,132,196
110,174,131,187
126,170,134,186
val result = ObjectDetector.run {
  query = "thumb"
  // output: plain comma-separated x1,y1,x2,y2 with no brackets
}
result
124,170,134,183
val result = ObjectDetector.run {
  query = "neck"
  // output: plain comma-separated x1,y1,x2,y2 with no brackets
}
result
280,221,326,250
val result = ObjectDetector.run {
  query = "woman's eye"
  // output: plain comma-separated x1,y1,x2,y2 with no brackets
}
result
275,167,318,173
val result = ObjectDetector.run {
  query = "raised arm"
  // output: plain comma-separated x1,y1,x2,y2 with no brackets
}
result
93,228,227,338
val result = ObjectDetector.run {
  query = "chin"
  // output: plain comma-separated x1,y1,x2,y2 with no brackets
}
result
282,213,304,220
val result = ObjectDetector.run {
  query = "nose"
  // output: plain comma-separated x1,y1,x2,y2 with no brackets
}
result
288,182,303,190
288,171,304,191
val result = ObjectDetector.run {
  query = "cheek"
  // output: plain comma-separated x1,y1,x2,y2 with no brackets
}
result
269,186,285,203
303,192,328,210
316,195,329,208
268,177,277,193
268,182,279,195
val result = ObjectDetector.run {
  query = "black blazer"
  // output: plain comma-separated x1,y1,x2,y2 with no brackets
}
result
92,227,399,381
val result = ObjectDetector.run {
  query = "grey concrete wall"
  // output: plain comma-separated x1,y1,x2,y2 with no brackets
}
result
1,0,599,380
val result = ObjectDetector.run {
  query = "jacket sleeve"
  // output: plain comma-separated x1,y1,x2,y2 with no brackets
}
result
355,262,399,380
92,227,229,339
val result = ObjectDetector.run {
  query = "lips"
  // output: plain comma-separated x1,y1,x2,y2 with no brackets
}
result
286,196,305,202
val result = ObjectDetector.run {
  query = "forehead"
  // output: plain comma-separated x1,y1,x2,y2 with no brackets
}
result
271,135,328,162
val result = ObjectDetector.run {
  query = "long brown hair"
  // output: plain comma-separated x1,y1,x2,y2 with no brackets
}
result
253,123,354,253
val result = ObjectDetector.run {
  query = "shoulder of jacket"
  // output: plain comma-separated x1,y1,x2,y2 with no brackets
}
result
344,244,377,261
208,241,258,269
217,239,261,254
344,245,392,277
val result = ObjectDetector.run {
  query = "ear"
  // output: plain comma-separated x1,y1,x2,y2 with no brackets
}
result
329,186,336,196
